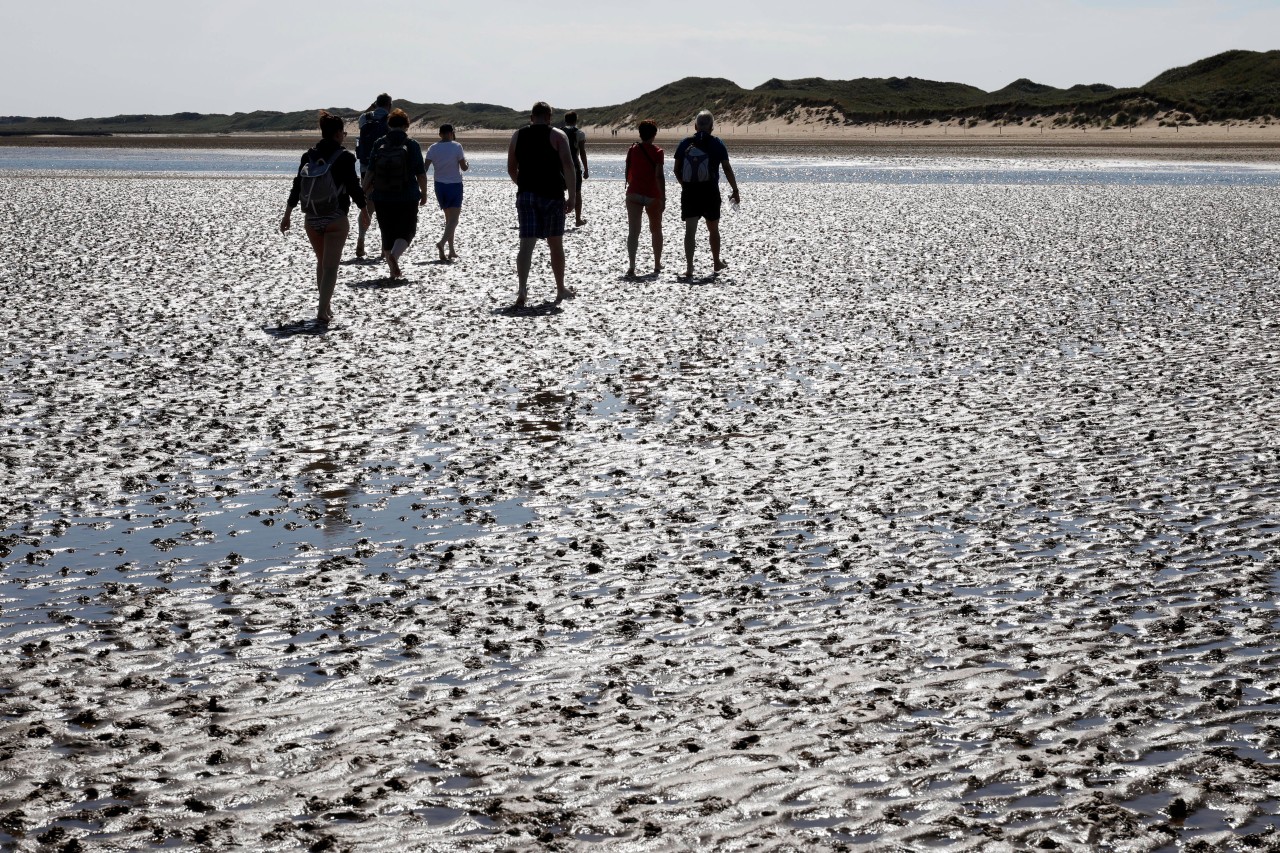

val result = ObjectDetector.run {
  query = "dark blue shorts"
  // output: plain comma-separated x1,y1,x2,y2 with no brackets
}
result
516,191,565,240
434,182,463,210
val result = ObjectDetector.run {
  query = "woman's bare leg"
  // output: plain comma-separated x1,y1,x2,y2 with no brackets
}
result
625,199,643,277
647,201,663,274
317,218,348,321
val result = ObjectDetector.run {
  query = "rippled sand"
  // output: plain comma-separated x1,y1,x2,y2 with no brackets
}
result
1,174,1279,851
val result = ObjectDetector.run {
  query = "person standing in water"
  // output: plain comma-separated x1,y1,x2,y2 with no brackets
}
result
424,123,469,262
623,119,665,278
507,101,576,307
280,111,366,324
362,108,427,281
672,110,740,279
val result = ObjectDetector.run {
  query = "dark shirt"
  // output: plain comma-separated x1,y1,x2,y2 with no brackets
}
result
673,132,730,183
515,124,566,199
287,138,366,213
368,130,427,204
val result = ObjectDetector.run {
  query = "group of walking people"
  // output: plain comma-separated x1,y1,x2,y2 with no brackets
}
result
281,94,740,323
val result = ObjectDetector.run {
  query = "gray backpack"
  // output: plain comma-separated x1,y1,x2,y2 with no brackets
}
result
298,150,343,215
681,141,714,183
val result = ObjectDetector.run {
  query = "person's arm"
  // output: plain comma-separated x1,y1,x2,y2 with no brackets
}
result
657,150,666,205
281,156,304,232
340,151,367,211
506,131,520,184
551,128,576,213
459,146,469,172
672,141,686,187
723,161,740,205
415,142,428,206
578,130,588,179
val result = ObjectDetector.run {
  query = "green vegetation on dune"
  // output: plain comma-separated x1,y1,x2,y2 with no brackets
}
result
1144,49,1280,118
2,50,1276,136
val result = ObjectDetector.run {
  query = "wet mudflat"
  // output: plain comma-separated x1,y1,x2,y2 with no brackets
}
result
0,172,1278,851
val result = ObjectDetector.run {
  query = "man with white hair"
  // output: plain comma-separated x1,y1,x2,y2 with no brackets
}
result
672,110,740,279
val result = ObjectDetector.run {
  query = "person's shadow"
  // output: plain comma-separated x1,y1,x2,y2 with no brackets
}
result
346,277,410,290
263,319,331,338
493,302,564,317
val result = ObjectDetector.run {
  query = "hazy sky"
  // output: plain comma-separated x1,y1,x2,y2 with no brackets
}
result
6,0,1277,118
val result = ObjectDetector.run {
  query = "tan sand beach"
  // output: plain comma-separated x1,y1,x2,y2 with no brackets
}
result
3,117,1280,162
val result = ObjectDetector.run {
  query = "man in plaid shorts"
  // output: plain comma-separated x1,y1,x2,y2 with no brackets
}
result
506,101,577,307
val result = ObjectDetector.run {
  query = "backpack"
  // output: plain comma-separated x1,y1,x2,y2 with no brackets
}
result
372,139,410,193
357,113,388,164
298,149,343,216
680,139,715,183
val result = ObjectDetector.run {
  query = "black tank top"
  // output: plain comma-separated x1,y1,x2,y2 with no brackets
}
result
515,124,565,199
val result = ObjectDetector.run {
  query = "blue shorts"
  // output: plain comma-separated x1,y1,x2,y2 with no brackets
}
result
434,181,463,210
516,191,565,240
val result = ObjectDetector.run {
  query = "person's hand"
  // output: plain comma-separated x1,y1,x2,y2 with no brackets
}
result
279,212,291,233
583,169,589,180
730,189,741,205
564,198,574,215
419,195,428,207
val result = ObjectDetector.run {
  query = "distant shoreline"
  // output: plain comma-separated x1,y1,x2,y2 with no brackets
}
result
2,122,1279,163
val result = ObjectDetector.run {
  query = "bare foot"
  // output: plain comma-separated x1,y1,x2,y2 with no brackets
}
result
654,261,664,275
436,241,446,262
388,256,403,280
714,260,729,272
448,249,458,261
554,287,576,304
514,289,528,309
625,267,636,279
576,219,587,227
355,239,365,259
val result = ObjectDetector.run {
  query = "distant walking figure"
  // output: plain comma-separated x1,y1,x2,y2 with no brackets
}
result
507,101,577,307
353,93,392,258
673,110,740,279
624,119,665,278
558,111,589,226
280,111,367,325
362,108,427,281
424,124,469,262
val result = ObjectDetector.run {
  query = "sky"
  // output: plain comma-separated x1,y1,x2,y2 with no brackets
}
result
5,0,1278,119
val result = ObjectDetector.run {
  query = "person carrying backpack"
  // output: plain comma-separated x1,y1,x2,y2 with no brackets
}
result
672,110,740,280
280,111,367,325
361,108,427,281
353,93,392,258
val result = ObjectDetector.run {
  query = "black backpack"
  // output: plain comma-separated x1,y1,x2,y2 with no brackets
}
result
357,113,388,165
372,139,410,193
